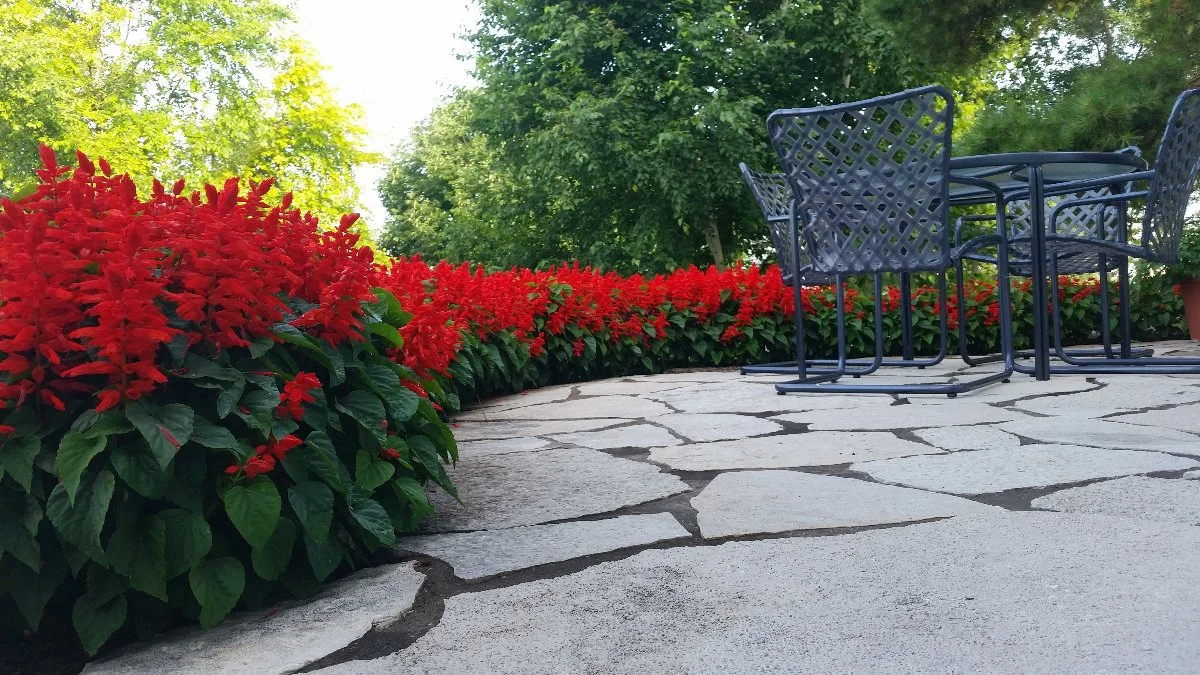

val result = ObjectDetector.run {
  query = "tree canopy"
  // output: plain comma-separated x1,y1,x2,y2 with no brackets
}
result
380,0,929,271
379,0,1199,272
0,0,372,223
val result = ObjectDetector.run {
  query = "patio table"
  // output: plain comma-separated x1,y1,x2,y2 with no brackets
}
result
947,151,1148,381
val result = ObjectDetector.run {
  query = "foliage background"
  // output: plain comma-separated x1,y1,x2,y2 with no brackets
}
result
0,0,373,227
378,0,1200,272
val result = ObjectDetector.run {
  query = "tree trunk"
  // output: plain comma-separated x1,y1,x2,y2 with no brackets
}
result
704,217,725,270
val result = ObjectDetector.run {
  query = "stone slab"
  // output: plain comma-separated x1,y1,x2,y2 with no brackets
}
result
1031,476,1200,525
629,370,747,383
1012,379,1200,418
574,379,690,396
456,437,557,457
854,444,1199,495
86,563,425,675
482,396,672,420
647,381,893,414
650,413,782,443
425,448,689,532
317,513,1200,674
911,424,1020,451
911,376,1098,405
776,404,1022,430
648,432,940,471
1108,403,1200,434
550,423,680,449
449,418,631,442
398,514,691,580
1000,417,1200,457
456,386,574,417
691,470,997,538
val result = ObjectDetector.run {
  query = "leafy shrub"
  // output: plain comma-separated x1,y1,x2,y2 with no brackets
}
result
0,149,457,655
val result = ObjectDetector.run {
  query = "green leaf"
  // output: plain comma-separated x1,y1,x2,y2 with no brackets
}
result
288,481,334,543
251,517,296,581
410,435,457,499
86,562,130,604
0,434,40,492
73,590,127,655
302,532,342,582
110,441,169,499
107,514,168,601
393,477,434,519
126,401,194,470
161,509,212,578
369,288,408,325
46,471,114,561
166,448,206,513
181,353,242,381
335,391,386,444
321,342,347,385
0,491,43,571
295,432,348,493
74,409,134,439
9,555,66,631
368,322,404,348
249,335,275,358
216,375,246,419
349,497,395,547
354,449,395,492
189,416,240,449
223,477,281,549
236,389,279,434
189,557,245,628
56,432,108,503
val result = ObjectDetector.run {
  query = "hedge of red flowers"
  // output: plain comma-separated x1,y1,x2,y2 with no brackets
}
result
0,149,458,656
375,258,1184,405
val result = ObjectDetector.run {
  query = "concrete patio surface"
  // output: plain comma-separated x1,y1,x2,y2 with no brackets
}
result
87,340,1200,674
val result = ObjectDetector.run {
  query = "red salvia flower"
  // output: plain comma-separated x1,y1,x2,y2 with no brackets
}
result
277,372,321,421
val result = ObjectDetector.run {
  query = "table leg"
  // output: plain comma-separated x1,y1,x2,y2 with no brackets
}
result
1027,165,1050,381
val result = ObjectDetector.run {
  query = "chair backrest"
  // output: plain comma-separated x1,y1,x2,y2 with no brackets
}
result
767,85,954,274
1142,88,1200,263
738,163,826,286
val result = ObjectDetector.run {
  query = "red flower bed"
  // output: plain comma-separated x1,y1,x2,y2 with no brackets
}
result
0,149,458,656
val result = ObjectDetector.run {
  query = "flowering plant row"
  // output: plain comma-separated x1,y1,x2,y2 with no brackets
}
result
372,258,1185,405
0,150,457,656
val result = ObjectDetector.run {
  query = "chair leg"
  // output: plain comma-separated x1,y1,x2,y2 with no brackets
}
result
777,273,1012,397
899,272,914,362
742,273,942,374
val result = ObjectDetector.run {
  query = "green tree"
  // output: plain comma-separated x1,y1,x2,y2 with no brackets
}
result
0,0,372,224
870,0,1200,157
381,0,928,271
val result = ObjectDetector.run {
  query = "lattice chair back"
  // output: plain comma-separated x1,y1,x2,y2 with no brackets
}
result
767,85,954,274
737,163,832,286
1142,88,1200,263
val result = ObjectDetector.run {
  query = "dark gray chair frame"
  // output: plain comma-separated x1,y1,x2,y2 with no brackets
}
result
953,148,1154,367
962,88,1200,375
765,85,1014,396
737,163,949,377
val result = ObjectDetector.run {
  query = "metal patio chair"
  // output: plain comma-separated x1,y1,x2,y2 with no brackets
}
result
738,163,953,377
766,85,1013,396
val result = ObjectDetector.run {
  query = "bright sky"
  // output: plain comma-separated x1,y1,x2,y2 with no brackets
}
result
291,1,480,231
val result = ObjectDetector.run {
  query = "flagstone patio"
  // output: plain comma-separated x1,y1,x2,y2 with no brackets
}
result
86,340,1200,674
